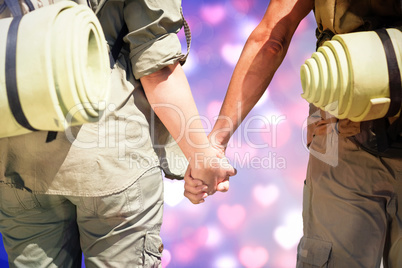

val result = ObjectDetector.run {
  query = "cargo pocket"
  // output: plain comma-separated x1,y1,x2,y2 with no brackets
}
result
297,237,332,268
143,232,163,268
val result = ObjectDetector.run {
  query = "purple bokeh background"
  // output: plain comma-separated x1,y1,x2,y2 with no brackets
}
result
160,1,316,267
0,1,317,267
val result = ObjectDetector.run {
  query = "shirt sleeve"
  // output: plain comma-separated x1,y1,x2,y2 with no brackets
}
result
124,0,184,79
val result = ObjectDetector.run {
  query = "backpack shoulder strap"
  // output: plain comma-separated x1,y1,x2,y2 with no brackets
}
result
4,0,22,16
110,22,128,65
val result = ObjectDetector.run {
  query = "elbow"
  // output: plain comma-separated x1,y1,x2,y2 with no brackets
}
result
263,38,286,56
249,28,288,58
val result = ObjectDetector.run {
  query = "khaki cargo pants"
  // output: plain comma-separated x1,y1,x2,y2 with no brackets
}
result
0,167,164,268
297,124,402,267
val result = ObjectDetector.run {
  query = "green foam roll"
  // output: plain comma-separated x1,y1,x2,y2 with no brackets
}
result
316,46,339,113
0,1,110,138
300,27,402,122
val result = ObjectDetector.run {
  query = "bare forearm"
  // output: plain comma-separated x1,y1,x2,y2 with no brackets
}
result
211,30,288,145
141,62,236,193
140,62,210,165
211,0,313,146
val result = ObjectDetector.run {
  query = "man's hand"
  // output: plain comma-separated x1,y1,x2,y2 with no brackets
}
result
184,165,232,204
184,141,235,204
183,167,208,204
191,151,235,192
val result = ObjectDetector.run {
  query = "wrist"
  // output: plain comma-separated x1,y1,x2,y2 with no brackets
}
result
208,131,229,151
187,145,222,170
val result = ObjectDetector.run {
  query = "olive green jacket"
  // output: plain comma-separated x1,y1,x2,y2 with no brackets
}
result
0,0,187,196
314,0,402,35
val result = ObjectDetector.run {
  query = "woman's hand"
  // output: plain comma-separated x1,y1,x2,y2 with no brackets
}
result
184,138,235,204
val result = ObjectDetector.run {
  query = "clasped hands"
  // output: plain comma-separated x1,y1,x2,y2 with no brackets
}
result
183,141,237,204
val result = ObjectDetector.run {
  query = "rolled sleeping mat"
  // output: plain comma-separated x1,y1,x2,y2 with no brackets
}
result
0,1,110,138
300,27,402,122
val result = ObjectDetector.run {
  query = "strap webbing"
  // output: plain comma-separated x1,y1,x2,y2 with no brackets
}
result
110,22,128,64
0,3,7,13
4,0,22,16
375,28,402,118
5,16,38,132
179,8,191,64
4,1,55,141
372,118,390,152
372,28,402,152
388,116,402,140
24,0,35,11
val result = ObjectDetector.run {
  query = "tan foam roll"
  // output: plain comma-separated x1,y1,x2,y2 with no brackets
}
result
0,1,110,138
300,27,402,122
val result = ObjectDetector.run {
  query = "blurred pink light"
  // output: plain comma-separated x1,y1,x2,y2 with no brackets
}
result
171,239,199,264
214,255,239,268
253,184,280,207
231,0,256,14
272,70,300,93
183,226,209,248
286,101,309,127
221,43,244,66
205,226,223,247
161,249,171,268
217,204,246,230
206,100,223,123
272,251,298,268
273,211,303,250
260,116,292,148
294,14,312,35
239,246,269,268
162,212,180,234
200,4,226,25
163,180,185,207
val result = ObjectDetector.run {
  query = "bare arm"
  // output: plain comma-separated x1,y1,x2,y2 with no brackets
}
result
140,62,208,161
140,62,236,196
183,0,313,204
210,0,314,147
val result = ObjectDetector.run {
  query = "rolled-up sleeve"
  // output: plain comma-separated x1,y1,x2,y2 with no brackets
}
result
124,0,184,79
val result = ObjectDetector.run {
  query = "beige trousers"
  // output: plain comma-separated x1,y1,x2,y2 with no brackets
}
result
0,167,164,268
297,130,402,268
